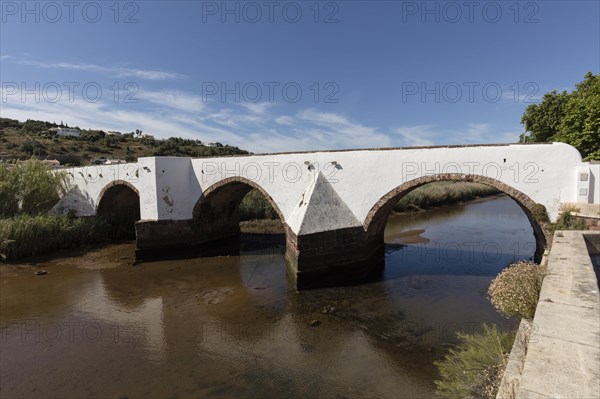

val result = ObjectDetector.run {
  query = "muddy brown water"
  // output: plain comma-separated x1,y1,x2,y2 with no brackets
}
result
0,195,533,399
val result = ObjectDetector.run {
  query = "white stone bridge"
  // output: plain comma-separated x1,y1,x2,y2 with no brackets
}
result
54,143,599,288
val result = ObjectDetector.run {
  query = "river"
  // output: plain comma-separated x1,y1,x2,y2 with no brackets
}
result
0,195,534,399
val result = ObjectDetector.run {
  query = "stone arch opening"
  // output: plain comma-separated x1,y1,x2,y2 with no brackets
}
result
192,177,287,248
96,180,141,239
363,174,548,262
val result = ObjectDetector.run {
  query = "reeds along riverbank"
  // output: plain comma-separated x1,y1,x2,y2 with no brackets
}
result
0,214,111,261
392,181,500,212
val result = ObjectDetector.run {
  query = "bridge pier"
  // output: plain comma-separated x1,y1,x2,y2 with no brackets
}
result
134,218,381,289
134,219,243,260
285,228,385,289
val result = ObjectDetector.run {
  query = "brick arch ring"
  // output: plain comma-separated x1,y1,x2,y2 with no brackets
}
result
192,176,287,225
362,174,549,261
95,180,140,212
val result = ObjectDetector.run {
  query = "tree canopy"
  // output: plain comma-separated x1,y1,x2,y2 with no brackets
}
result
520,72,599,160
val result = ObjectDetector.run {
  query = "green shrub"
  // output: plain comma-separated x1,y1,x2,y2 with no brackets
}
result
488,261,546,319
435,324,515,399
547,209,587,234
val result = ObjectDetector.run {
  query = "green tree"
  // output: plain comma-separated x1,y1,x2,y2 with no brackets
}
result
520,72,600,160
555,73,600,160
520,90,570,142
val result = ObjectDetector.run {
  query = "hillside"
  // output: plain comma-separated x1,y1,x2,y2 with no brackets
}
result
0,118,249,166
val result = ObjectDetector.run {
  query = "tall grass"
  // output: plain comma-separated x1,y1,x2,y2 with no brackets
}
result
0,159,111,261
0,159,67,216
394,181,500,212
435,324,515,399
0,214,110,261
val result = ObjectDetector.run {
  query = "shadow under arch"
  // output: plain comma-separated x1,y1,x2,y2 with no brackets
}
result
192,176,288,252
97,180,141,238
363,174,549,262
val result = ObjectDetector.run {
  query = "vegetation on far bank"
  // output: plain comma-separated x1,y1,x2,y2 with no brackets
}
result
239,181,500,225
393,182,499,213
0,118,248,166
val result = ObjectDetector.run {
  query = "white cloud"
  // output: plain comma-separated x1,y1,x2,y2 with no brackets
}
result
140,90,205,113
275,116,295,125
393,125,438,146
239,102,272,114
393,123,519,147
296,109,392,149
9,58,184,81
297,109,350,126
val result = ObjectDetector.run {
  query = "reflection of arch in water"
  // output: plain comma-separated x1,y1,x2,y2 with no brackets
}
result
364,174,548,262
192,176,287,249
96,180,141,237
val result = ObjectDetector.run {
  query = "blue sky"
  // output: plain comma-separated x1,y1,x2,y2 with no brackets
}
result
1,1,598,153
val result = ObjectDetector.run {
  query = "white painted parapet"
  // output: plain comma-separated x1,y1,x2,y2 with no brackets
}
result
190,142,584,227
56,142,592,226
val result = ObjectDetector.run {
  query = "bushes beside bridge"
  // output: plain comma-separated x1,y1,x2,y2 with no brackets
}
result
0,159,112,261
488,261,546,320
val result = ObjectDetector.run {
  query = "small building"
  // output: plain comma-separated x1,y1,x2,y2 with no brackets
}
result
92,158,126,165
43,159,61,168
50,127,81,138
107,131,122,136
105,159,126,165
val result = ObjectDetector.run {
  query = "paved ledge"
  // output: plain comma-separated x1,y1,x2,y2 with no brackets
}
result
514,231,600,399
497,318,534,398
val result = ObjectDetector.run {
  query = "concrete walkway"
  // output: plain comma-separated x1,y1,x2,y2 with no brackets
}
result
515,231,600,398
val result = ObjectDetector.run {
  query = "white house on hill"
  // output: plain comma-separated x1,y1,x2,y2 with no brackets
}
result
50,127,81,138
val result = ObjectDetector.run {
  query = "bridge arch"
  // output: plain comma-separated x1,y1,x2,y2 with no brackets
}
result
192,176,287,240
96,180,141,237
363,174,549,261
